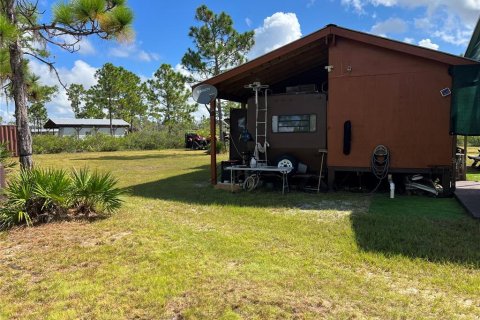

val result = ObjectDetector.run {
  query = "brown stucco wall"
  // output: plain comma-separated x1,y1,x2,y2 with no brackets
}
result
327,37,455,169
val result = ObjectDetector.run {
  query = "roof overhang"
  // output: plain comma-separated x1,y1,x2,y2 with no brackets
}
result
195,24,477,103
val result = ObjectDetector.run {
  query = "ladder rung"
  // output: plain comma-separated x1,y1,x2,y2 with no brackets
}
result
257,122,266,124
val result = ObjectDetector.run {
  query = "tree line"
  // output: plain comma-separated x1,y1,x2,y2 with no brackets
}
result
1,1,254,169
65,63,196,135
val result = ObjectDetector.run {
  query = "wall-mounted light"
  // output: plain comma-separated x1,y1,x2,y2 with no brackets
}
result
325,65,334,73
346,66,352,73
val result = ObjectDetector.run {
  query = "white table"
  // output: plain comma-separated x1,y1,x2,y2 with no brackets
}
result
225,165,293,194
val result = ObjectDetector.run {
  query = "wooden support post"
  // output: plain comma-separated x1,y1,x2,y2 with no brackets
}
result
210,100,217,185
463,136,468,180
328,168,335,190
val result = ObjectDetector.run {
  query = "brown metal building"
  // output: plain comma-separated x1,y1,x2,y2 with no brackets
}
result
199,25,477,192
0,125,18,157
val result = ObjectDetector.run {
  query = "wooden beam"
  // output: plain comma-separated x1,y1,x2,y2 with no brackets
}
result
463,136,468,180
210,100,217,185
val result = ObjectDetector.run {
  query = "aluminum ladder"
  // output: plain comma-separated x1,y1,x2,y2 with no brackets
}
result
245,82,269,165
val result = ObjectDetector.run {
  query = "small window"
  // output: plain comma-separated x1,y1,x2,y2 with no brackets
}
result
272,114,316,133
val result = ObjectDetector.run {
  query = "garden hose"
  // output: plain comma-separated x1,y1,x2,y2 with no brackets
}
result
371,145,390,193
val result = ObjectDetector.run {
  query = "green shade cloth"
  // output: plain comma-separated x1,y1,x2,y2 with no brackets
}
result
450,64,480,135
465,18,480,61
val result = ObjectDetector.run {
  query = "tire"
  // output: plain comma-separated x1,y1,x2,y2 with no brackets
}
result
274,154,298,174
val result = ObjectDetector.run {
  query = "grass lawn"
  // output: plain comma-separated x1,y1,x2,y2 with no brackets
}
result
1,150,479,319
466,146,480,181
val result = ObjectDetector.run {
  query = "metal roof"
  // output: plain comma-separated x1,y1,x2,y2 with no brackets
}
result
44,118,130,129
196,24,477,102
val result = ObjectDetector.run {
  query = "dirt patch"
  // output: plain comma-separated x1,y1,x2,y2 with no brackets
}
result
0,221,132,259
267,198,370,221
162,280,336,319
80,231,132,247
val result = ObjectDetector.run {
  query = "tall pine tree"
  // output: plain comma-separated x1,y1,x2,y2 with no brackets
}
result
0,0,134,168
182,5,254,140
147,64,196,134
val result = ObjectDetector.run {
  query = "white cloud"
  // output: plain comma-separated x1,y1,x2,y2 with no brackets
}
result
29,59,98,118
341,0,365,13
370,17,408,36
307,0,316,8
418,38,440,50
109,45,130,58
138,50,160,62
414,17,434,31
249,12,302,58
403,37,414,44
343,0,480,23
75,38,96,55
174,63,194,79
54,35,96,55
109,42,160,62
245,17,252,27
342,0,480,47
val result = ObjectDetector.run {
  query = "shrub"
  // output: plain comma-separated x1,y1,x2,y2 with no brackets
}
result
70,168,124,215
80,134,122,152
123,131,162,150
32,130,186,154
207,140,227,154
4,168,72,225
0,167,124,229
0,142,16,171
0,207,31,230
33,135,79,154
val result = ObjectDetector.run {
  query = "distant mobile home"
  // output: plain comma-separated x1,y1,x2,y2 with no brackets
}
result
197,24,478,193
44,118,130,138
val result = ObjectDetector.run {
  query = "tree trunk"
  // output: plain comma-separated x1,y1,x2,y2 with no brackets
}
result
7,1,33,169
109,107,113,136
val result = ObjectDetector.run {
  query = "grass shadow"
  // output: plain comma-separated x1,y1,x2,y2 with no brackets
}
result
467,166,480,181
351,195,480,267
72,153,202,161
129,158,480,267
129,164,362,209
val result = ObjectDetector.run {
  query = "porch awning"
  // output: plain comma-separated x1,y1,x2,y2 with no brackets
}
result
450,64,480,136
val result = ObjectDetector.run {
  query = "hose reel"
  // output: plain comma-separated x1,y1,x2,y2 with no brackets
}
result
371,145,390,192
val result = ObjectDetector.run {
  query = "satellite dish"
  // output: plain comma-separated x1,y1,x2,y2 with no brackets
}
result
192,84,218,104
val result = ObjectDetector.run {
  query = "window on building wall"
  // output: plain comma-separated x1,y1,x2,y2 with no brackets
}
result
272,114,316,133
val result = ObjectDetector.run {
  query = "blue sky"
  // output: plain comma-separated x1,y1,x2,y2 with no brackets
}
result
8,0,480,121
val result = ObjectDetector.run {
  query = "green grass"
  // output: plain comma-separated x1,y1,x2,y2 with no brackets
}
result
1,150,479,319
466,146,480,181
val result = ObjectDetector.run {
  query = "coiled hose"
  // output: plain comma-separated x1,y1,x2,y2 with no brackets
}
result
371,145,390,193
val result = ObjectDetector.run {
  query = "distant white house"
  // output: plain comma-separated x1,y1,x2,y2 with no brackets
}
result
43,118,130,138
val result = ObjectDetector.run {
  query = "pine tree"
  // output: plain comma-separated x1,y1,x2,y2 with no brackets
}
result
147,64,197,134
0,0,134,168
182,5,254,140
66,84,85,118
86,63,146,133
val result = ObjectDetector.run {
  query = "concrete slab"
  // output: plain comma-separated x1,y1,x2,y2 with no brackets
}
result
455,181,480,219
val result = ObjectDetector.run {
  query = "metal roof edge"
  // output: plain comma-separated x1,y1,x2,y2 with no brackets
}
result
194,24,477,88
44,118,130,128
330,25,477,66
194,24,334,87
